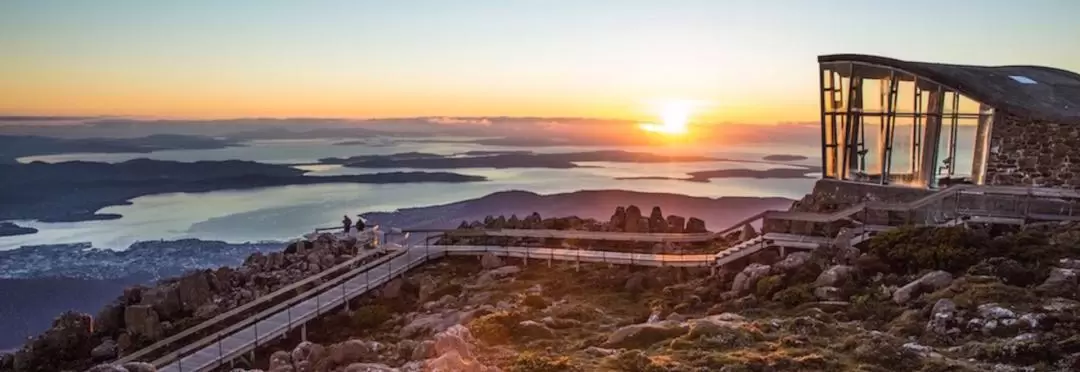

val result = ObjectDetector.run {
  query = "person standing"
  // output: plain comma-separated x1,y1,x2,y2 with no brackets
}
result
355,216,366,232
342,215,353,234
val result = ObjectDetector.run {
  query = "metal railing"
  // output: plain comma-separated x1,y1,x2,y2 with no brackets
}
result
114,235,377,366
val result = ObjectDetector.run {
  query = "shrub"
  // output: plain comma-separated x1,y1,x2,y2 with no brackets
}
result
469,310,525,344
867,226,988,274
510,352,583,372
351,304,391,329
754,275,784,298
604,350,664,372
522,294,550,309
773,284,816,308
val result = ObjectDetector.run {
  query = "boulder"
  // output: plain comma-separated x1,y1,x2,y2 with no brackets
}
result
1036,267,1078,295
291,341,326,366
739,224,759,241
926,299,960,341
86,365,127,372
604,322,689,349
329,339,377,366
772,252,812,273
124,305,163,340
411,340,436,361
268,350,292,369
649,206,668,233
95,303,126,336
479,252,504,269
507,215,521,228
434,331,472,359
731,263,772,294
666,215,686,233
814,265,856,288
177,271,215,312
813,286,844,301
517,320,556,339
524,212,543,228
90,339,118,361
686,217,707,233
893,271,953,304
624,205,643,232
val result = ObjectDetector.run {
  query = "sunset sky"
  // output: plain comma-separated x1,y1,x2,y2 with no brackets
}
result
2,0,1078,124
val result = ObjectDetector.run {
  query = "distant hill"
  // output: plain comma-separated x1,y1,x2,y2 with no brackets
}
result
0,134,240,163
363,189,795,231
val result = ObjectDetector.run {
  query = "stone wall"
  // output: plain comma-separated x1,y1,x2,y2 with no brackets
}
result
985,113,1080,188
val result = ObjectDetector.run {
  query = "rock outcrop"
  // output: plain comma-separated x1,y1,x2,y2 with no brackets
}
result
7,233,381,372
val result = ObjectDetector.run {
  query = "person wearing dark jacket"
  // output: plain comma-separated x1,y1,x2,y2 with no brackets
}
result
355,217,366,232
342,215,352,233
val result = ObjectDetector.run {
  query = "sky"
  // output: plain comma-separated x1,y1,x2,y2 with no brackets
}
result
1,0,1078,123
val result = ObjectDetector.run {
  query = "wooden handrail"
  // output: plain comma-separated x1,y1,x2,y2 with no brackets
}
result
115,236,376,365
149,249,406,367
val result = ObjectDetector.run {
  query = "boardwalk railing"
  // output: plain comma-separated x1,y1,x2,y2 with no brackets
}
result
115,235,377,365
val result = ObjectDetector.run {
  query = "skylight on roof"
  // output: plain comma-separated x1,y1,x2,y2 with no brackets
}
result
1010,75,1038,84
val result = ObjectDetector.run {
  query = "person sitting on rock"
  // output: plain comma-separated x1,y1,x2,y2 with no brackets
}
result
342,215,352,233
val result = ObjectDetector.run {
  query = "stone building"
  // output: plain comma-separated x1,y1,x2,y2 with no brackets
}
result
817,54,1080,189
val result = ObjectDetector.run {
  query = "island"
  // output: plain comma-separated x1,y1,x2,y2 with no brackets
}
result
320,150,715,169
0,134,241,163
762,154,810,162
0,159,486,223
616,167,821,182
0,222,37,237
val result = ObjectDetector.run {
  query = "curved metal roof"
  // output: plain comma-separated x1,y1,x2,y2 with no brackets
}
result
819,54,1080,125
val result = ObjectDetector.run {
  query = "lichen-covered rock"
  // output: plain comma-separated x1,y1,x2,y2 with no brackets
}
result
1036,267,1078,295
624,205,643,232
603,321,688,349
732,263,773,294
648,206,667,233
814,265,855,287
124,304,163,340
479,252,504,269
666,215,686,233
772,252,812,273
685,217,707,233
893,270,953,304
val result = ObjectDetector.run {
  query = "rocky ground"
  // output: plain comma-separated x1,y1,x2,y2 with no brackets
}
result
0,233,382,372
76,219,1080,372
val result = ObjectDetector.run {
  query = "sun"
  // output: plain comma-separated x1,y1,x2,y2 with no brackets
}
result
639,100,696,135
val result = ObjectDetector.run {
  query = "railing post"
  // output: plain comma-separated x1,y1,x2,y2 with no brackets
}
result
342,277,349,312
217,332,224,368
316,292,321,317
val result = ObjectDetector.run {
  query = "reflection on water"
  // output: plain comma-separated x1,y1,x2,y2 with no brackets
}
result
3,139,820,250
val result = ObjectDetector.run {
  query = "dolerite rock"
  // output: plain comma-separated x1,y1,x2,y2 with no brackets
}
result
483,215,495,228
95,302,125,337
493,215,507,229
649,207,668,233
686,217,707,233
739,224,759,240
177,270,214,313
625,205,643,232
525,212,543,228
125,304,163,340
508,214,521,228
732,263,773,294
666,215,686,233
13,311,96,371
90,339,118,361
610,206,627,232
468,220,483,229
893,271,953,304
457,220,470,229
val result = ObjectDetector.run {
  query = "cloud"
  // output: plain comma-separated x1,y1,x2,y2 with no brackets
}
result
425,117,492,126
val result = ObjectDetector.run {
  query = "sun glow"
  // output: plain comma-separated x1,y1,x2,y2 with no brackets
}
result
639,100,697,135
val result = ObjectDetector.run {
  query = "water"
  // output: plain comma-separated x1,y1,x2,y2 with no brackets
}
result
3,138,819,250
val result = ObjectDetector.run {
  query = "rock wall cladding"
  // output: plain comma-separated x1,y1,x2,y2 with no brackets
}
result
985,114,1080,188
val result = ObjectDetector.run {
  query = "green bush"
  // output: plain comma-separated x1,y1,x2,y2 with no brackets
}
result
468,310,525,344
510,352,583,372
351,304,392,329
754,275,784,298
773,284,816,308
867,226,987,274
